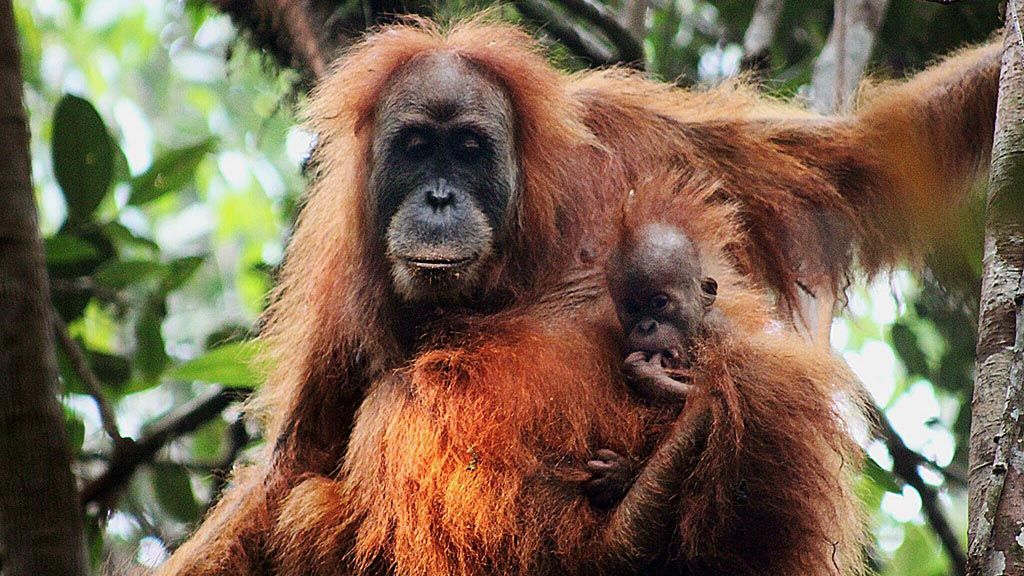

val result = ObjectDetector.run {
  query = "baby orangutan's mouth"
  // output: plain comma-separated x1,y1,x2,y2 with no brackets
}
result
656,347,685,369
635,347,688,370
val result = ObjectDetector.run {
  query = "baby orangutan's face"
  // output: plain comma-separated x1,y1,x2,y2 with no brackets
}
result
606,223,717,361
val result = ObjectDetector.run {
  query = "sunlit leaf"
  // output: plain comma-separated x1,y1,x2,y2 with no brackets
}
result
129,139,216,205
168,341,261,388
885,522,949,576
52,95,115,223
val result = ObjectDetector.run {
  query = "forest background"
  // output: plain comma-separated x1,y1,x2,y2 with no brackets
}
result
10,0,1009,573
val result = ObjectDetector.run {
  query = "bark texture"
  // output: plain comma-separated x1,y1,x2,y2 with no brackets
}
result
0,0,88,573
968,5,1024,575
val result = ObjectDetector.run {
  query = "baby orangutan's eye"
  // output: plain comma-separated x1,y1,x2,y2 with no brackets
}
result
651,294,669,309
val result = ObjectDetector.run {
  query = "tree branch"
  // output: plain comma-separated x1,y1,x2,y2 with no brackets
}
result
873,403,967,575
80,387,250,508
515,0,616,66
868,399,968,488
52,313,123,443
208,0,353,81
555,0,645,65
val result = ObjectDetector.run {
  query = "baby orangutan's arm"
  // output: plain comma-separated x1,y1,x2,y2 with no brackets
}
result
588,401,712,572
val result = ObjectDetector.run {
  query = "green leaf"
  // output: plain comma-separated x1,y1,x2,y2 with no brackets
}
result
56,347,86,395
85,516,104,569
887,522,951,576
52,95,115,223
44,234,99,264
102,221,160,253
111,139,131,184
89,351,132,391
935,352,971,394
56,340,131,395
168,341,261,388
161,255,206,293
64,409,85,453
205,324,251,349
889,322,931,378
191,419,227,460
136,303,169,382
93,260,166,289
863,457,901,494
129,139,216,205
151,463,201,523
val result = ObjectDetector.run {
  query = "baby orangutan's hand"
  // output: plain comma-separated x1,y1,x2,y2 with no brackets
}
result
583,449,634,509
623,351,693,404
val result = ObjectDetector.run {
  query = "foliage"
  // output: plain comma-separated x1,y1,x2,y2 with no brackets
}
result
14,0,998,572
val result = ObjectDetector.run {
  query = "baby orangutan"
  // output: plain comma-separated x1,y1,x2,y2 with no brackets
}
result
584,221,721,508
610,222,721,403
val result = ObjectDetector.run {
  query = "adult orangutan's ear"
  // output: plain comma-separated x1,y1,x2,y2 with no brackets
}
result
700,277,718,309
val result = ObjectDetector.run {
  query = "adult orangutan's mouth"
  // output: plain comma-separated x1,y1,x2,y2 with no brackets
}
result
403,256,476,270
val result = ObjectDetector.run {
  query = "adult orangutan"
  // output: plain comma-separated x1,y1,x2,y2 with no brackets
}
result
157,17,999,576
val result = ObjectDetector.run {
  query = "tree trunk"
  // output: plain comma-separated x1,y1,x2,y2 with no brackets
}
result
799,0,892,345
741,0,784,71
811,0,890,114
620,0,648,44
967,4,1024,575
0,1,88,573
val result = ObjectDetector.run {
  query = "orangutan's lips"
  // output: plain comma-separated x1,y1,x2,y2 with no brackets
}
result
404,256,476,270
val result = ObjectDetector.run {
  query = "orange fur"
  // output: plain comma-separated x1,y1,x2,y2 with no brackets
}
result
158,17,998,576
267,172,868,575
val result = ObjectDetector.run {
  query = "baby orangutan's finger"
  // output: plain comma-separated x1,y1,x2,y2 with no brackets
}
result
625,351,648,364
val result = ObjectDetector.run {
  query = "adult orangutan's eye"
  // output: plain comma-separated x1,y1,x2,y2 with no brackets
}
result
453,131,485,161
403,130,431,159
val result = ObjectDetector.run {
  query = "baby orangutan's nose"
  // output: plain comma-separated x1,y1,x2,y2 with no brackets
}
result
637,319,657,335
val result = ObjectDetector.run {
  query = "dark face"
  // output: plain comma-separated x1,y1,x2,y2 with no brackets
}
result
606,223,717,355
369,53,518,303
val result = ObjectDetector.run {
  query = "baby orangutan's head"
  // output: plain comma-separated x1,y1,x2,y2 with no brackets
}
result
605,222,718,358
